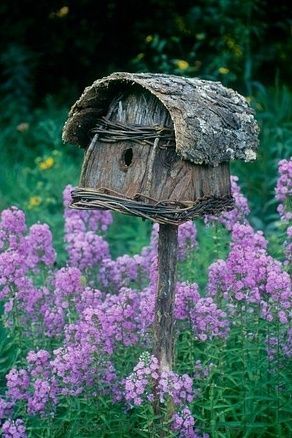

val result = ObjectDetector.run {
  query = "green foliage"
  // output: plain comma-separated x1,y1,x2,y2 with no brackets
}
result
0,45,34,121
0,3,291,435
232,85,292,230
179,221,230,291
0,1,291,96
132,0,255,86
176,321,292,437
0,324,20,391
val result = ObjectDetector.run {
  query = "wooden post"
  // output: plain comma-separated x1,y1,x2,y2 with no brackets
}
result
153,223,178,415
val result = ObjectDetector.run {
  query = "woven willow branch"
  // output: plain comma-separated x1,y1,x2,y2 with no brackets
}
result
92,117,175,147
71,188,234,225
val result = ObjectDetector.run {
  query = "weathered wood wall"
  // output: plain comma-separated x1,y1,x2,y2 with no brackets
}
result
80,87,231,204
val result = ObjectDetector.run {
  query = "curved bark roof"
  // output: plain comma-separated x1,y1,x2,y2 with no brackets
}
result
62,72,259,166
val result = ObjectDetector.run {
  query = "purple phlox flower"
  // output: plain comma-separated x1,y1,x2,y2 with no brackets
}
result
27,377,58,415
64,306,113,354
158,371,194,405
175,282,200,320
1,419,27,438
51,342,115,397
65,230,109,271
41,302,65,337
99,254,144,290
193,360,214,380
5,350,58,416
124,353,159,406
208,223,292,323
124,353,194,408
27,350,51,379
0,207,26,251
139,286,155,332
19,223,56,269
0,251,27,299
51,343,97,395
0,398,14,420
150,221,197,262
6,369,30,402
190,297,229,341
205,175,250,230
276,158,292,221
54,266,83,308
63,185,112,270
99,288,142,347
172,407,209,438
75,286,103,313
283,225,292,266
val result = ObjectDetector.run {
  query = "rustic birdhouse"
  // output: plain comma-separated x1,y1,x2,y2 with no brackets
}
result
62,72,259,224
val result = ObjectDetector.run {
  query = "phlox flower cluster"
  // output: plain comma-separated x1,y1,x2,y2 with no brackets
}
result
276,158,292,221
99,254,145,290
284,226,292,266
0,399,13,421
51,342,100,396
0,210,56,330
193,360,214,380
124,353,159,405
124,352,194,407
275,159,292,267
175,283,200,320
6,351,58,416
172,407,209,438
20,223,56,269
190,298,229,341
150,221,197,261
157,370,194,405
1,419,27,438
205,175,250,230
208,223,291,324
99,288,142,346
266,328,292,361
0,207,26,251
123,353,203,436
63,185,111,269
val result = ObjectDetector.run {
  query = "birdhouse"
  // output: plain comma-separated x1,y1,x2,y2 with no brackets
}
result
62,72,259,224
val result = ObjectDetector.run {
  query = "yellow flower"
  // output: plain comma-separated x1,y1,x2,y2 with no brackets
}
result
80,276,87,287
28,196,42,209
16,123,29,133
218,67,230,75
224,36,242,58
56,6,69,17
196,33,206,41
145,35,153,43
39,157,55,171
175,59,189,70
136,53,145,61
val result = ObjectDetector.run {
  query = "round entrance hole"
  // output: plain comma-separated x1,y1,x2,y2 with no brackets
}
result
122,148,133,167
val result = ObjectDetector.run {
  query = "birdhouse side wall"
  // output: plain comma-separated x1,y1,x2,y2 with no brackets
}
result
80,135,231,203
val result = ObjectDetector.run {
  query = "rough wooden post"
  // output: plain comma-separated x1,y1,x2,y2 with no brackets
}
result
153,223,178,416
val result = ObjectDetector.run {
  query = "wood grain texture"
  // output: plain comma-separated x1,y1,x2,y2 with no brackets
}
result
63,72,259,166
80,88,232,204
154,224,178,372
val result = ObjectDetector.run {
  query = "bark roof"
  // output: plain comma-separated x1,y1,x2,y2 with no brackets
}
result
62,72,259,166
